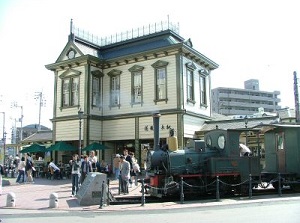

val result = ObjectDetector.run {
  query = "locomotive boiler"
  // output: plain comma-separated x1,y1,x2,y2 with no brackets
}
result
145,113,261,197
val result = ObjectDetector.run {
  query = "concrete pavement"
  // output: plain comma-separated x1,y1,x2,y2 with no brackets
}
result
1,176,300,213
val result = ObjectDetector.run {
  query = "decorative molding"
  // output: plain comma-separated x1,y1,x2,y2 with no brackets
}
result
107,69,122,77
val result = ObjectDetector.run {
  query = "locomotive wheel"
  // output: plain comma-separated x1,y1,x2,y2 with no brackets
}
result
291,184,300,192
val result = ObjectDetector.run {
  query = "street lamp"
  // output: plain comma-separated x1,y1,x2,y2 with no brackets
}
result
244,116,248,146
78,108,84,156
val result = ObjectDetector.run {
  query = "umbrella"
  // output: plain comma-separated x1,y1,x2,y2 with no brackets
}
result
82,142,109,151
20,144,46,154
48,141,77,152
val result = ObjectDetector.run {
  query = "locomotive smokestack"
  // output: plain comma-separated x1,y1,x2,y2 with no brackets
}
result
153,113,161,150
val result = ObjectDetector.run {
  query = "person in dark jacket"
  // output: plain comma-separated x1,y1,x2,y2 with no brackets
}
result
80,155,92,184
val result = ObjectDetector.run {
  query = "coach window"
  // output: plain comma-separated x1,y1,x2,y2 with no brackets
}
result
129,65,144,105
152,60,169,103
276,132,284,150
186,62,196,104
217,135,225,149
108,69,122,108
60,69,81,108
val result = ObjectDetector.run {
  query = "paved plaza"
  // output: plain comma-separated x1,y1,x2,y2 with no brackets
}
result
1,176,300,212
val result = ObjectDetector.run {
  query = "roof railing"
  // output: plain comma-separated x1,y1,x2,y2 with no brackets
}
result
72,20,179,47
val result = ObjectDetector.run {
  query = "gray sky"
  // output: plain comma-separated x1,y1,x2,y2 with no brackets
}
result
0,0,299,135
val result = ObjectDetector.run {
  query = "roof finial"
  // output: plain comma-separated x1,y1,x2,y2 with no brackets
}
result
70,19,73,34
69,19,75,41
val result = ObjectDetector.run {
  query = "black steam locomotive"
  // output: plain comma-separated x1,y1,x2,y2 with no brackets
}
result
145,114,300,198
145,114,261,197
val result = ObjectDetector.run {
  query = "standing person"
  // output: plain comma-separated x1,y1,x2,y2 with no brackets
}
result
89,150,98,172
124,149,133,187
113,154,121,181
130,152,140,186
70,154,81,197
120,155,130,194
16,157,26,183
0,164,4,194
25,153,34,183
81,155,92,184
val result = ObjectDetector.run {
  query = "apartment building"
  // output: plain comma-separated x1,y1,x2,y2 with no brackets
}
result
212,79,281,116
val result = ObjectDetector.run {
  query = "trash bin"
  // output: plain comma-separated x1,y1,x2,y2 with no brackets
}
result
49,193,59,208
6,192,16,207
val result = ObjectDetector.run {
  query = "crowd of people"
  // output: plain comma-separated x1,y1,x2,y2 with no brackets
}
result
4,149,142,197
70,149,141,196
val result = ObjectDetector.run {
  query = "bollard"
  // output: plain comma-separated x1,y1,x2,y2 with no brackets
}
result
107,179,110,206
49,193,59,208
180,177,184,204
118,175,121,195
99,180,105,209
6,192,16,207
216,176,220,201
141,179,145,206
278,173,282,197
249,174,252,199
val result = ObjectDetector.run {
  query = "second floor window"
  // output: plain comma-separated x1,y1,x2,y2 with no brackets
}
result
108,69,122,108
92,76,101,107
111,75,120,106
200,74,207,105
129,65,144,105
187,69,194,101
133,72,142,103
62,76,79,107
156,67,167,100
152,60,169,102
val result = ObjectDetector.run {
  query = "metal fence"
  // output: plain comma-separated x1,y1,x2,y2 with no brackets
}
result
72,20,180,47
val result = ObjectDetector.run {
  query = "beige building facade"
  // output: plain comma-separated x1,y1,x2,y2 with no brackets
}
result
45,21,218,165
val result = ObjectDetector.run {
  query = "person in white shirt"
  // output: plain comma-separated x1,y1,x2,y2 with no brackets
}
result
89,150,98,172
49,158,62,179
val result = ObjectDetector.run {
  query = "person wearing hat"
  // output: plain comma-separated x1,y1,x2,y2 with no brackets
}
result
113,154,121,181
120,155,130,194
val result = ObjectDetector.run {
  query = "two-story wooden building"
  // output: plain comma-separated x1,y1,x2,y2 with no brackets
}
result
45,20,218,164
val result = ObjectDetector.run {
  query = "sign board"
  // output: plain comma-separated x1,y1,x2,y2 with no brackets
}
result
76,172,107,206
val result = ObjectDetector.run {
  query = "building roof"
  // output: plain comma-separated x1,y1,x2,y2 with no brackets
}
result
21,130,52,144
196,116,279,135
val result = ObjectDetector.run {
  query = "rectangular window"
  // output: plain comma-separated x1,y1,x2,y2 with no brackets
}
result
200,75,207,105
276,132,284,150
62,76,79,107
62,79,70,106
187,69,194,101
156,68,166,100
92,76,101,107
133,71,142,103
71,77,79,106
111,76,120,106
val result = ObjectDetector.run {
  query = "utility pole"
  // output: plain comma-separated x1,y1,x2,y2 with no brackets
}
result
34,92,46,131
11,101,23,142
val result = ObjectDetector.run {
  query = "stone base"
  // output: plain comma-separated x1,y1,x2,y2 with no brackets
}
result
76,172,107,206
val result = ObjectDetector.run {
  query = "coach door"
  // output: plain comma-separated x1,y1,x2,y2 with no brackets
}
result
276,132,286,173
